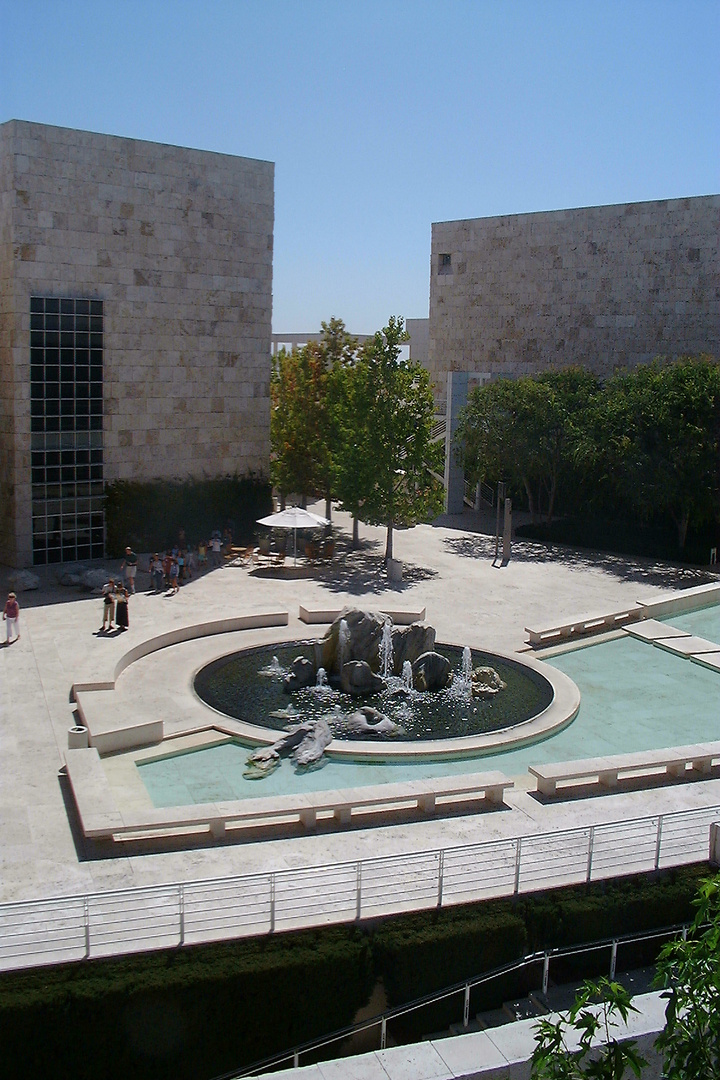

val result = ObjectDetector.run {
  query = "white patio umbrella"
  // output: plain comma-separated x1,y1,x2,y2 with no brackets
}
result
256,507,330,564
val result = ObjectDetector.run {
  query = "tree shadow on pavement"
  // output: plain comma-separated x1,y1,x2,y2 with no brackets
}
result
316,538,438,597
442,534,717,590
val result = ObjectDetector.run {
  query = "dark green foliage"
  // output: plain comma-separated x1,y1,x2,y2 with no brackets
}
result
0,928,374,1080
515,516,719,567
0,866,706,1079
104,473,272,557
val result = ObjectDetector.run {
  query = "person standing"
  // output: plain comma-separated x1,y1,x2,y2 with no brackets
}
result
115,584,129,631
210,532,222,568
120,546,138,593
101,578,115,631
3,592,20,643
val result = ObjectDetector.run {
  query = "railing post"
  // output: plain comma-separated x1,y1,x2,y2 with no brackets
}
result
356,862,362,921
655,817,663,871
514,838,522,895
179,884,185,946
542,953,550,996
293,1052,299,1067
270,873,276,933
586,827,595,883
463,984,470,1027
610,940,618,980
437,850,445,909
84,896,90,959
380,1017,387,1050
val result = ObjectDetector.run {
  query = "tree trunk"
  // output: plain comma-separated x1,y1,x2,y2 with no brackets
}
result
523,478,536,523
301,493,307,509
280,492,286,511
673,509,690,549
325,493,332,521
546,475,557,526
352,515,359,548
385,521,394,562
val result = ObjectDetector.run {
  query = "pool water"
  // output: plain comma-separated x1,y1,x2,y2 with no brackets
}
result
660,604,720,640
138,616,720,808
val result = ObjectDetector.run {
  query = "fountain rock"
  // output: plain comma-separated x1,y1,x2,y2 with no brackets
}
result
391,624,436,673
340,660,385,696
320,608,386,674
472,666,507,697
346,706,404,736
412,651,451,691
294,717,333,766
283,656,315,692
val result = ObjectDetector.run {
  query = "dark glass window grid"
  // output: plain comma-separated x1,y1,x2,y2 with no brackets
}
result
30,297,104,564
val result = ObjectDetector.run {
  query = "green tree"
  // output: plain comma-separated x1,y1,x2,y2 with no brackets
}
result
456,368,600,524
597,357,720,549
654,873,720,1077
269,320,358,513
334,316,443,560
531,978,647,1079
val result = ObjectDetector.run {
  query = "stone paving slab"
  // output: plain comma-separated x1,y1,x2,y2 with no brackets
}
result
0,505,718,910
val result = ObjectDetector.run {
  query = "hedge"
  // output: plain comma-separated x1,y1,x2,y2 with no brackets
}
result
104,473,272,558
0,865,709,1079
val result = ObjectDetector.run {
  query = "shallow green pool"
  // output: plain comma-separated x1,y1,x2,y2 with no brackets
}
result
138,615,720,807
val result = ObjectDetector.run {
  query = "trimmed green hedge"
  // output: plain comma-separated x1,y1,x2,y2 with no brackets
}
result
0,865,709,1080
104,473,272,557
516,516,719,566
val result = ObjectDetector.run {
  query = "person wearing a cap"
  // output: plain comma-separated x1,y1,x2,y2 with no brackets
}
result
3,592,20,644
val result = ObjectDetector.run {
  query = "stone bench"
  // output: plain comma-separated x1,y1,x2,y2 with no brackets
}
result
528,742,720,797
525,607,641,648
299,605,426,625
64,750,513,841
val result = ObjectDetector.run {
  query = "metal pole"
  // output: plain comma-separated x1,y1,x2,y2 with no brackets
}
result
380,1017,387,1050
586,827,595,883
437,850,445,909
610,940,618,980
542,953,550,996
270,874,276,933
463,984,470,1027
356,863,362,921
655,817,663,871
179,884,185,946
293,1052,299,1068
514,837,522,895
84,896,90,959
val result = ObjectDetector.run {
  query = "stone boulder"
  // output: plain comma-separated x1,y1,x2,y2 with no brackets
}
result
472,666,507,697
283,656,315,692
346,706,404,736
81,568,115,591
391,624,436,673
58,570,84,587
412,651,451,692
340,660,385,696
8,570,40,591
320,608,387,674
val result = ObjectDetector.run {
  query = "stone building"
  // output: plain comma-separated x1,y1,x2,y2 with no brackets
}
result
429,195,720,405
0,120,274,567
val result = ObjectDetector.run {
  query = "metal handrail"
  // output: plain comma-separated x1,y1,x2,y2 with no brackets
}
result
222,922,687,1079
0,803,717,973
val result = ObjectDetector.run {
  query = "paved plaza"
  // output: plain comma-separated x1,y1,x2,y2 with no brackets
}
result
1,506,718,912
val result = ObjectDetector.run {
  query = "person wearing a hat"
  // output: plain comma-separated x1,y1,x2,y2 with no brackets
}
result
3,592,20,644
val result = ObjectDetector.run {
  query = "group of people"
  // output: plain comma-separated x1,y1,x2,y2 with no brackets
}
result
100,579,130,632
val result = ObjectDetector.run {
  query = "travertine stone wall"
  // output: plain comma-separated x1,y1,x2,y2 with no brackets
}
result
429,196,720,402
0,120,274,566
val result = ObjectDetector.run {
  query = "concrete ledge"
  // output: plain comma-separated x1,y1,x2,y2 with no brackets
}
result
529,741,720,797
67,768,514,842
249,991,668,1080
526,607,641,648
299,606,427,625
637,582,720,619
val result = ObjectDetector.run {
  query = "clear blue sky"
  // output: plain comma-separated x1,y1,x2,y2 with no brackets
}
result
1,0,718,334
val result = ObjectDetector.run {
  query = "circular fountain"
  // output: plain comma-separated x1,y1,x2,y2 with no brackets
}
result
193,609,579,772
